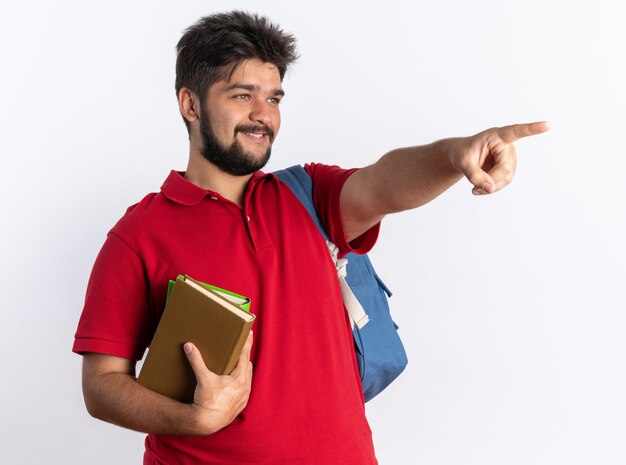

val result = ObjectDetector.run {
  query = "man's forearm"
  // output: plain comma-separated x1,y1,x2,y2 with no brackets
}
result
82,351,225,436
82,338,253,436
83,370,207,435
341,139,463,240
363,139,463,214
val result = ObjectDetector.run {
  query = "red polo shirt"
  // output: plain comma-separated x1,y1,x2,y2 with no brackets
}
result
73,164,380,465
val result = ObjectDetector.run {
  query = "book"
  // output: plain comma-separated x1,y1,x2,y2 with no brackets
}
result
137,275,255,403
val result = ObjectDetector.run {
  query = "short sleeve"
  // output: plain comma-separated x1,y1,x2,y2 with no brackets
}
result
304,163,380,258
72,232,153,360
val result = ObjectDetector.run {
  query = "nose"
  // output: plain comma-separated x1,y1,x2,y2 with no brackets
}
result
249,100,273,126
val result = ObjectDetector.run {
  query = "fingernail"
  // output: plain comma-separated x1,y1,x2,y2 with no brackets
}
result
184,343,193,354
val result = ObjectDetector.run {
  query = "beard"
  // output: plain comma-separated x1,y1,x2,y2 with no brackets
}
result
199,112,275,176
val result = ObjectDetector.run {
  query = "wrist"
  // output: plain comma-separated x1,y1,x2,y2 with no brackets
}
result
186,403,226,436
435,138,465,178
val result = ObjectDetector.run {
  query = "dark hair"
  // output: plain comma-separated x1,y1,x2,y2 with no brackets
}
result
175,10,298,131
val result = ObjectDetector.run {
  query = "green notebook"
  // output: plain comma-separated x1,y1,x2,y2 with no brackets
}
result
167,274,251,312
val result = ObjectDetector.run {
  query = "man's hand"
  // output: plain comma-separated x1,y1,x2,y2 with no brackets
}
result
447,121,550,196
184,331,254,434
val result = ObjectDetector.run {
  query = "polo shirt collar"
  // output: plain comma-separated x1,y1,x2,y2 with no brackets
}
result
160,170,275,206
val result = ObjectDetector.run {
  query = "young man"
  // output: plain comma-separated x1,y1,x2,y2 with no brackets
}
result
73,11,549,465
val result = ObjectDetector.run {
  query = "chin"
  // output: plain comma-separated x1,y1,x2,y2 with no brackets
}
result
244,143,272,158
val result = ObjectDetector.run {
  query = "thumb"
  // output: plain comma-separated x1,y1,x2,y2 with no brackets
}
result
464,167,495,195
183,342,214,382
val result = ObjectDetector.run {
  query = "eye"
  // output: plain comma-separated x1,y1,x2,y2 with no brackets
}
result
267,97,282,105
234,94,251,101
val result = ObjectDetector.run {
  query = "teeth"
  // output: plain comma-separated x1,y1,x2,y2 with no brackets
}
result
247,133,264,139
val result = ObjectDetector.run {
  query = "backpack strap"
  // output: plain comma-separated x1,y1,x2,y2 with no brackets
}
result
275,164,408,402
274,165,370,329
272,165,328,240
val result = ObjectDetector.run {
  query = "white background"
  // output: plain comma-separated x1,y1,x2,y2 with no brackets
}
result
1,1,624,464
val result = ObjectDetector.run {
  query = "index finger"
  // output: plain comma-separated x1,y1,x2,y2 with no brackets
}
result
240,331,253,361
497,121,550,144
230,331,254,378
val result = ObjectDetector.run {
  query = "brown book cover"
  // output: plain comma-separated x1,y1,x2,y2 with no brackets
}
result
137,276,255,403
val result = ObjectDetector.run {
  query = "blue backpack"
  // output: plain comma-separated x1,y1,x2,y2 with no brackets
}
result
274,165,408,402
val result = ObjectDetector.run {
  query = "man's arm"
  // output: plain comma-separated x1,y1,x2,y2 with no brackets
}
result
82,332,253,435
340,122,550,241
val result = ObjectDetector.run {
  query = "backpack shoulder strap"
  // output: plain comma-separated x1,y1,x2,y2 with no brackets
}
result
274,165,369,329
275,164,408,402
273,165,329,241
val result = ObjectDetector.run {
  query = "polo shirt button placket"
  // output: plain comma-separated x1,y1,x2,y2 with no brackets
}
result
244,211,257,249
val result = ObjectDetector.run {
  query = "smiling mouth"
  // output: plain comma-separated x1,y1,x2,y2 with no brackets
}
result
246,132,267,139
235,124,275,143
239,131,273,145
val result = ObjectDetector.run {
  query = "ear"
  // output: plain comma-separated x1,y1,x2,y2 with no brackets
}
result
178,88,200,124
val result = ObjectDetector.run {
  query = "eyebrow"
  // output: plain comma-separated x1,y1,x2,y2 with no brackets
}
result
224,83,285,97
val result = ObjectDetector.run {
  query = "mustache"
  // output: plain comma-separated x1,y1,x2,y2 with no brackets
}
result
235,124,275,140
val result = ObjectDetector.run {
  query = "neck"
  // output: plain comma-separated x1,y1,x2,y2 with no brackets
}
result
184,147,252,206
